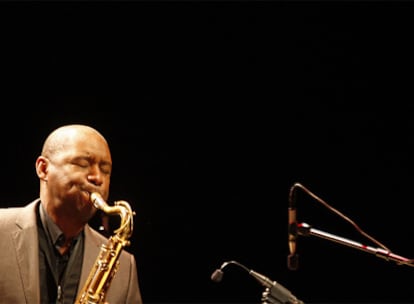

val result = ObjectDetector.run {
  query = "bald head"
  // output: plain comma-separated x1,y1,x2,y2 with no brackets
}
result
41,124,109,160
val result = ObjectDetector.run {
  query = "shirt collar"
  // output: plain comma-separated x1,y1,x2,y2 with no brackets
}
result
39,203,80,249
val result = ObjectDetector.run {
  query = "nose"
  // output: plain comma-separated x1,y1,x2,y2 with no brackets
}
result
87,165,104,186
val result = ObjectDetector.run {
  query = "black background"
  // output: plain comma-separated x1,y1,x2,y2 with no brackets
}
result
2,1,414,303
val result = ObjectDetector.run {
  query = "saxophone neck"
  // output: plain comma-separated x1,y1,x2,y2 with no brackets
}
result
113,200,134,241
90,192,134,241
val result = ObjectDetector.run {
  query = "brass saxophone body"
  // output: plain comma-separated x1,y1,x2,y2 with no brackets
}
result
75,192,135,304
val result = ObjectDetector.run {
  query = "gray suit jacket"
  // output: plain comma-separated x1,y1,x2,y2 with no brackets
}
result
0,199,143,303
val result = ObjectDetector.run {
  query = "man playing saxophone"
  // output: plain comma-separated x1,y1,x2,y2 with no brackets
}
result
0,124,143,304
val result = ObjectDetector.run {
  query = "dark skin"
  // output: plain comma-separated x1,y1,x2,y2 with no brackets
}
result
35,124,112,254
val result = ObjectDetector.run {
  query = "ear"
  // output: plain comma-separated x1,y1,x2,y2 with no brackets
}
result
36,156,49,180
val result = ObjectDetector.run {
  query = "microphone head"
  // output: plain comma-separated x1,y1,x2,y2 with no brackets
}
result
211,269,224,283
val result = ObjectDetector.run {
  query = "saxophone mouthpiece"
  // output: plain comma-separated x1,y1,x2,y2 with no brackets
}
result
90,192,107,210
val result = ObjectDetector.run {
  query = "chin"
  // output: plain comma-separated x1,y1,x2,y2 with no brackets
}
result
77,200,95,215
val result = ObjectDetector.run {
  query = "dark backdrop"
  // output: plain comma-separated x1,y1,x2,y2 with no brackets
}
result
2,1,414,303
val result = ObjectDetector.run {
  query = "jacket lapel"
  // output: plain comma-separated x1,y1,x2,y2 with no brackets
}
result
13,200,41,304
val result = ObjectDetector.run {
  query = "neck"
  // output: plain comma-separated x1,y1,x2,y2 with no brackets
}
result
55,218,84,239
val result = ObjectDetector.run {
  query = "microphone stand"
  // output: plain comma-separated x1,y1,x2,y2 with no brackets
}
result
211,260,304,304
297,222,414,267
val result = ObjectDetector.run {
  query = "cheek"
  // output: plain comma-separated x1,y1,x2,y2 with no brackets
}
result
49,170,82,189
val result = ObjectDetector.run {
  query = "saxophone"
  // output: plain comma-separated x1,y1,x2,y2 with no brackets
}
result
75,192,135,304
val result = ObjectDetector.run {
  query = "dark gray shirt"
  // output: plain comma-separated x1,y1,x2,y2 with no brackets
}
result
38,203,84,304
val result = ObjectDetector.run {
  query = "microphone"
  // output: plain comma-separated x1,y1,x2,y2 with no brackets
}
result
211,260,304,304
211,267,224,283
288,184,299,270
